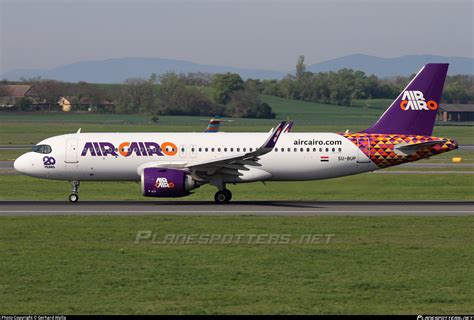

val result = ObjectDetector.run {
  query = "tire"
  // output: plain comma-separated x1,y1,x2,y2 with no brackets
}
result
223,189,232,201
214,189,232,204
69,193,79,203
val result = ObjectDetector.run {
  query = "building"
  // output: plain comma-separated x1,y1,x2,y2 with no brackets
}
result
57,96,115,112
0,84,45,109
57,96,77,112
438,104,474,122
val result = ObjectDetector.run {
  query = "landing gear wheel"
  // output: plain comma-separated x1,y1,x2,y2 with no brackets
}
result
223,189,232,202
69,181,80,203
69,193,79,203
214,189,232,204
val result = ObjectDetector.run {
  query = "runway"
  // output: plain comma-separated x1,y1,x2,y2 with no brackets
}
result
0,200,472,216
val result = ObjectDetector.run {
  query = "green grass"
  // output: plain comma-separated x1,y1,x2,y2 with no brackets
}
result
0,215,473,314
1,172,472,201
352,99,393,109
261,95,383,125
0,117,472,146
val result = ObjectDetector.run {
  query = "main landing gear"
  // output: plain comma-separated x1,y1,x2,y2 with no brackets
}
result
69,181,80,203
214,189,232,204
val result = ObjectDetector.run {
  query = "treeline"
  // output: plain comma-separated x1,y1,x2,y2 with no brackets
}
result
3,72,275,118
152,72,274,118
3,56,472,116
254,56,473,106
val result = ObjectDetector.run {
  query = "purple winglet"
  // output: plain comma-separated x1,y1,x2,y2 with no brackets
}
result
263,121,286,149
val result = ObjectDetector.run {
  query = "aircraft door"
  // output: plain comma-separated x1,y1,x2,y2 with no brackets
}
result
356,137,370,163
65,138,79,163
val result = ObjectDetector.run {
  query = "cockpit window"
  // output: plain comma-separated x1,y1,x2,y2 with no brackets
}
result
32,144,52,154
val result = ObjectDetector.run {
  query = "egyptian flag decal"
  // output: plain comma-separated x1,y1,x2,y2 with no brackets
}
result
320,156,329,162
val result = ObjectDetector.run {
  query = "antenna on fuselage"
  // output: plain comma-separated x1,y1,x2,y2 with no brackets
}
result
76,128,81,134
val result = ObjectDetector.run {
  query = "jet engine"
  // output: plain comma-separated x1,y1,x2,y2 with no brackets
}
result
141,168,198,197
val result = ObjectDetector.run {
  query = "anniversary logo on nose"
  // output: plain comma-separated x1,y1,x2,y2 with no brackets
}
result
43,156,56,169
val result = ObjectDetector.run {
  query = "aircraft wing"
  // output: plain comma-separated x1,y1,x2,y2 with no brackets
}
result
185,121,286,178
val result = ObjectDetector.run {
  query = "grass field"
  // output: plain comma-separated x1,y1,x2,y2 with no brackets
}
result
1,97,473,315
1,172,473,201
0,115,472,146
1,95,472,146
0,215,473,314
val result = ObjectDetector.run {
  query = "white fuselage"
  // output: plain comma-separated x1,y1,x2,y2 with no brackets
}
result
14,132,378,182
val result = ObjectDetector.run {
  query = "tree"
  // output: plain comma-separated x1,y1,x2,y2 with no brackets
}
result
226,84,275,119
149,73,158,84
295,55,306,83
117,78,156,113
31,79,66,105
76,81,107,110
210,73,244,105
17,97,32,111
156,72,217,116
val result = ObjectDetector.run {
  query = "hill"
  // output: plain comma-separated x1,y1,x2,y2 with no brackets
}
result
2,54,472,83
1,58,285,83
307,54,473,77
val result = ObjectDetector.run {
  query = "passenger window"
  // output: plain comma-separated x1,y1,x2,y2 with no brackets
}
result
326,148,329,152
294,148,297,152
230,148,234,152
300,148,304,152
281,148,284,152
224,148,227,152
313,148,316,152
243,148,246,152
306,148,310,152
287,148,291,152
211,148,214,152
237,148,240,152
319,148,322,152
205,148,208,152
199,148,202,152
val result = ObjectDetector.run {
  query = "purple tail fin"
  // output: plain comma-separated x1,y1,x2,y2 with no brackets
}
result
361,63,448,136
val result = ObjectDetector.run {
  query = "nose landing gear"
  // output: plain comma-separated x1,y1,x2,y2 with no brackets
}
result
69,181,80,203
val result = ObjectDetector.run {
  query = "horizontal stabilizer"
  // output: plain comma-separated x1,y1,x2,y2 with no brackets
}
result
394,140,445,156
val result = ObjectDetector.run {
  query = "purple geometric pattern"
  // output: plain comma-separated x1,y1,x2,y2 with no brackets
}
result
339,133,457,168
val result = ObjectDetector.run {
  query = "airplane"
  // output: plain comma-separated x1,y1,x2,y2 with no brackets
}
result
203,116,233,133
14,63,458,203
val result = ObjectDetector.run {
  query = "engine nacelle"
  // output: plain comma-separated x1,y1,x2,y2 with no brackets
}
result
141,168,197,197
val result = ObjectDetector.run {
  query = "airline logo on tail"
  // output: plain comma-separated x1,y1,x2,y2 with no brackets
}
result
400,90,438,111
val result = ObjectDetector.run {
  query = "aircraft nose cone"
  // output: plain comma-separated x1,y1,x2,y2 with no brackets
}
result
14,154,31,174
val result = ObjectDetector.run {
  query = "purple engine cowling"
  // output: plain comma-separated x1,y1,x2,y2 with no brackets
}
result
141,168,195,197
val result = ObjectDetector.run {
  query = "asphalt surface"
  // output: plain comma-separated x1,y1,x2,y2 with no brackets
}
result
0,200,472,216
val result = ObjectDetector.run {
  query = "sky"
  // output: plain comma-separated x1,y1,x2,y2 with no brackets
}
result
0,0,472,73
